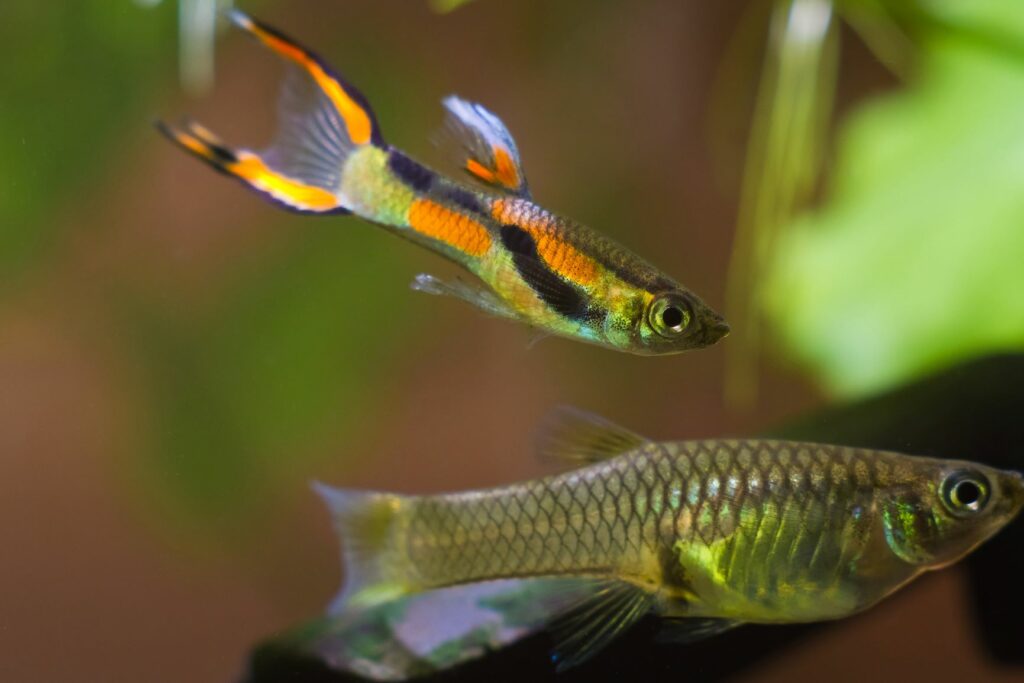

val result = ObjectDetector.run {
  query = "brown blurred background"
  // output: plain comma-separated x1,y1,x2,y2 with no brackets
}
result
1,1,1021,681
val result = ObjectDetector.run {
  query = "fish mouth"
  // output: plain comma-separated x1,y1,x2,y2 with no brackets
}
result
1004,470,1024,515
701,318,731,346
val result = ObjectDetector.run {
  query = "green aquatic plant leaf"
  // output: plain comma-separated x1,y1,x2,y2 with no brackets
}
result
0,4,174,285
764,7,1024,396
429,0,477,13
724,0,839,405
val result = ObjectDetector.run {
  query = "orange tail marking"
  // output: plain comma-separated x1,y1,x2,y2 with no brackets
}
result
158,121,341,212
409,199,493,257
491,199,599,286
231,152,340,211
231,12,374,146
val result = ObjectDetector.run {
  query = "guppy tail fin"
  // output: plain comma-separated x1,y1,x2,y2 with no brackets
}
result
312,482,415,614
157,10,383,214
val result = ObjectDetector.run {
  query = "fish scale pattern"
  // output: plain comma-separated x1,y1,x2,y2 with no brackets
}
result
401,440,902,600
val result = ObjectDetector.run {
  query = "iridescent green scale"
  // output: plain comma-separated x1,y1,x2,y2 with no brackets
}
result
397,440,983,622
317,410,1023,674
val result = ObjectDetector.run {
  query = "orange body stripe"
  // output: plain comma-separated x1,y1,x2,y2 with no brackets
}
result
241,18,373,145
232,152,339,210
491,199,599,285
408,199,492,257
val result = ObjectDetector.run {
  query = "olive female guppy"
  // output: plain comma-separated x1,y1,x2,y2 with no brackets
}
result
313,408,1024,675
158,11,729,354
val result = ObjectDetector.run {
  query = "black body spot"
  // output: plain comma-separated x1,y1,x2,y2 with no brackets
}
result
444,187,487,215
499,224,603,323
387,149,434,192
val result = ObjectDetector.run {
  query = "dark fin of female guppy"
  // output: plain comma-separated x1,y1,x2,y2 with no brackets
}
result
156,10,383,214
440,95,530,198
534,406,651,466
655,617,741,643
311,482,414,612
547,579,655,672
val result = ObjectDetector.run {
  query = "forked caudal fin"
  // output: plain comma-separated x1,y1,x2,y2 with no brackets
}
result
312,482,414,613
157,10,383,214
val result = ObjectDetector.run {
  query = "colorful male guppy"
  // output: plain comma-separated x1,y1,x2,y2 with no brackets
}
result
307,408,1024,679
158,11,729,354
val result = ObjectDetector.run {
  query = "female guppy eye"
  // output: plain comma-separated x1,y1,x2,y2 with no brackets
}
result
941,470,990,515
661,306,684,328
649,294,693,337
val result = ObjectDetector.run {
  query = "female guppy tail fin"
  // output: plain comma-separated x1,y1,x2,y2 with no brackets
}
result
157,10,383,214
312,482,415,614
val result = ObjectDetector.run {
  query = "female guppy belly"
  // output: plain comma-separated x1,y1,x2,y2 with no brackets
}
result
400,441,914,624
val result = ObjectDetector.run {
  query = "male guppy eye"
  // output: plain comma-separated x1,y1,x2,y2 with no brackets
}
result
649,294,693,337
941,470,990,515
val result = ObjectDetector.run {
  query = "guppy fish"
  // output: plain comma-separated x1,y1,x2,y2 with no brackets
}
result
158,11,729,354
312,408,1024,678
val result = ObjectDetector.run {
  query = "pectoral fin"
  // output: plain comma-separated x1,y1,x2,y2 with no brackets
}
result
547,579,654,672
411,273,518,320
655,617,742,644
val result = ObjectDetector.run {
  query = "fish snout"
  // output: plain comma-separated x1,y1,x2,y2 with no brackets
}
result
993,469,1024,519
701,316,731,346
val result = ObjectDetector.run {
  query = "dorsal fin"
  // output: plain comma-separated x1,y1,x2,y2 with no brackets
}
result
440,95,530,197
535,406,651,466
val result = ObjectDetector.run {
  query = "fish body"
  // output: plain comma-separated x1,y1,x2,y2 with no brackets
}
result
158,12,728,354
316,409,1024,675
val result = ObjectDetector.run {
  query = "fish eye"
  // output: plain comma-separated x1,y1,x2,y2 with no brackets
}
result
662,306,684,328
940,470,990,516
648,294,693,337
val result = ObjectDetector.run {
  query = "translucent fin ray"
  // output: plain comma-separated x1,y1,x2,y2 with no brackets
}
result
312,482,412,612
547,579,654,672
156,119,349,214
158,12,390,214
229,10,383,147
655,617,742,644
411,273,518,320
535,406,651,466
